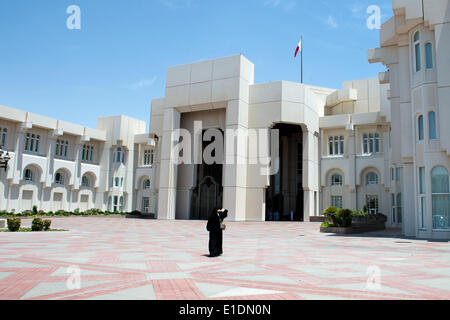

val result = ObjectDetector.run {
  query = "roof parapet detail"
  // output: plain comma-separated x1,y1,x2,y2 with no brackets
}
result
325,88,358,108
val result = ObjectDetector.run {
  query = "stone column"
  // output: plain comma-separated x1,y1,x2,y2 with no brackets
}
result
223,100,249,222
347,126,357,210
157,108,181,220
399,44,416,237
303,129,319,221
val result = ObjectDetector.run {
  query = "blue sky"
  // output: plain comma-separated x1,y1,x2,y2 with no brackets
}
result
0,0,392,130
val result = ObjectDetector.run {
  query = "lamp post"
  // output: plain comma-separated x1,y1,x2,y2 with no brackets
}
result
0,146,11,171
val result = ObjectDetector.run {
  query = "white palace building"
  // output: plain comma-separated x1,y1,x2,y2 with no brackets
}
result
0,0,449,239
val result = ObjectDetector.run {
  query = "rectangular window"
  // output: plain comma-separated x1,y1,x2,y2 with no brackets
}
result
25,134,29,151
29,134,34,152
397,193,403,223
391,168,395,181
425,43,433,69
363,135,368,154
392,194,396,223
367,195,379,214
375,134,380,153
0,128,7,147
120,178,124,187
119,197,124,212
143,149,154,166
114,177,119,187
396,168,401,182
419,167,426,194
142,197,150,213
429,112,437,140
415,43,421,72
328,137,333,155
363,133,380,154
328,136,344,156
420,197,427,229
369,134,374,153
25,133,40,152
418,115,424,141
113,196,118,212
82,145,94,161
331,196,343,209
56,140,69,158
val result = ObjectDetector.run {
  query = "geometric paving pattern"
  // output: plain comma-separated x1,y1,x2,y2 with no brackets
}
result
0,217,449,300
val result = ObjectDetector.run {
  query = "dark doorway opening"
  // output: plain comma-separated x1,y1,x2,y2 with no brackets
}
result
266,124,304,222
189,129,223,220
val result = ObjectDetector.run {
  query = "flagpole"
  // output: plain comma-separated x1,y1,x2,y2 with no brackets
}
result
301,35,303,84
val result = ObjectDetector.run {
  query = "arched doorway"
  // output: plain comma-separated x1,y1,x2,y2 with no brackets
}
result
266,124,304,221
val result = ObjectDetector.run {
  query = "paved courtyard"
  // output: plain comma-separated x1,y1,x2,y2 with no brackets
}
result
0,217,449,300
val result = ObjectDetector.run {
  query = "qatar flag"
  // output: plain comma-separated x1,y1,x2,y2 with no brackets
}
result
294,38,302,58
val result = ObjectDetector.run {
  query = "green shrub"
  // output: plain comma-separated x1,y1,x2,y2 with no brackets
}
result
21,210,34,217
324,206,339,214
43,220,52,231
321,222,336,228
31,218,44,231
32,205,38,215
130,210,142,216
7,218,21,232
323,206,339,225
336,209,353,227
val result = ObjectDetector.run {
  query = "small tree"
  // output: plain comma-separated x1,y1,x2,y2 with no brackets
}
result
31,218,44,231
7,218,21,232
43,220,52,231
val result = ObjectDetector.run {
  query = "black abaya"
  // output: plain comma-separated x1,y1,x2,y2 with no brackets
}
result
206,212,221,257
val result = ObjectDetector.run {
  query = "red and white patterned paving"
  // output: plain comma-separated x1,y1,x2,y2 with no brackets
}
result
0,217,449,300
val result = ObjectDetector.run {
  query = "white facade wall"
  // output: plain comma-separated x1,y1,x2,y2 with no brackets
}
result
0,106,157,214
369,0,450,239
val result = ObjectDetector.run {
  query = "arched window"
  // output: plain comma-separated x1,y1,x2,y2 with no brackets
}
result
143,179,151,190
425,42,433,69
24,169,33,182
418,115,424,141
431,166,449,230
429,111,437,140
414,31,421,72
55,172,64,185
367,172,379,185
81,175,90,187
331,174,343,186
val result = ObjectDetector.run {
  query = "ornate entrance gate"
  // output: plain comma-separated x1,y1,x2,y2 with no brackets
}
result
190,176,223,220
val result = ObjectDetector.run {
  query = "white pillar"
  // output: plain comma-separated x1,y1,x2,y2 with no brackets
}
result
223,100,249,222
157,109,180,220
303,129,319,221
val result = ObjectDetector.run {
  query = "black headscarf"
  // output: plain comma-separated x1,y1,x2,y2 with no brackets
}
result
219,209,228,221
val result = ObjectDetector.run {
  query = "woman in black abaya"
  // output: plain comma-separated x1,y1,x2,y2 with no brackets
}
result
206,207,221,257
206,208,228,257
